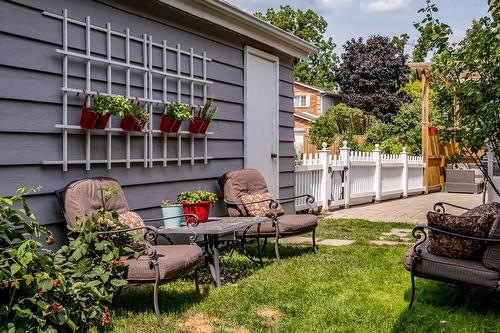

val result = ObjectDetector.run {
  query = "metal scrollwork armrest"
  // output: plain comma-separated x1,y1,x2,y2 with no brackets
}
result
98,226,160,266
277,194,318,214
433,201,471,214
224,198,281,226
143,214,200,244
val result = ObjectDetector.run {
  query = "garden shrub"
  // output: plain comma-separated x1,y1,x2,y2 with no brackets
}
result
0,187,144,332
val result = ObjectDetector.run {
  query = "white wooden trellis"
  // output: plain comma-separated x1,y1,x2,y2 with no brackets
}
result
41,9,214,171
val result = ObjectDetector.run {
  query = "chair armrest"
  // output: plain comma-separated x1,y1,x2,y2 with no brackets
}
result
223,198,280,223
410,224,500,257
433,202,471,214
276,194,319,214
142,214,200,243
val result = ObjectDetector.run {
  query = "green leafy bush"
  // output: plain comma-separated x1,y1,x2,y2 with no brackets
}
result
177,190,217,204
309,103,373,149
164,101,192,121
365,121,394,147
0,188,144,332
380,138,404,154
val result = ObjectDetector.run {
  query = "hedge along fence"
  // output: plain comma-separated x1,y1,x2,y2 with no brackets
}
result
294,141,425,211
299,134,367,156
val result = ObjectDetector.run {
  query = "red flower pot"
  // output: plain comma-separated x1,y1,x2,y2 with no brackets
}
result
172,120,183,132
429,127,438,134
94,114,111,129
160,116,176,133
181,201,211,223
80,106,99,129
134,121,147,132
188,118,204,134
121,116,136,131
198,120,210,134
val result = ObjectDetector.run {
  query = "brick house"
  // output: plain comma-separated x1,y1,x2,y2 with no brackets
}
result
293,81,341,151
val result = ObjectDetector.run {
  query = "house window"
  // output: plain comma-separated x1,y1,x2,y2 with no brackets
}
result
294,95,310,107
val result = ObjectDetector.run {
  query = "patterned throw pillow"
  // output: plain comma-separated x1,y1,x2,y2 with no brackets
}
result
240,192,284,217
118,211,145,234
427,211,493,259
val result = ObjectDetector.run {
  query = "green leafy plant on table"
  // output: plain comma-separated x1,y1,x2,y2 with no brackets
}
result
178,190,217,223
0,187,144,332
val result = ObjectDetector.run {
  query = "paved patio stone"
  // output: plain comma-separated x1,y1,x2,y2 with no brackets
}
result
317,239,355,246
324,192,482,224
279,236,313,244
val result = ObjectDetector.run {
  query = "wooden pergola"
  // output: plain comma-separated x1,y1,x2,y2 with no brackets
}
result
407,61,460,192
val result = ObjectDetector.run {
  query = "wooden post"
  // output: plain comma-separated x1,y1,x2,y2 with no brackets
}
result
421,70,430,193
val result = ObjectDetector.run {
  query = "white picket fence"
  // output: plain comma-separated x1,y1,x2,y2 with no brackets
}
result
294,142,426,211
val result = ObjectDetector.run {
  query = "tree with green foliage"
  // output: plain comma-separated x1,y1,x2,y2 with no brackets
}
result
392,33,410,61
255,5,338,90
334,36,411,123
412,0,452,62
309,103,373,149
432,16,500,196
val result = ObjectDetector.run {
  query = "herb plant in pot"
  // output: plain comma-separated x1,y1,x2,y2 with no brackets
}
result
80,93,100,129
131,101,149,131
93,94,130,129
178,190,217,223
161,101,192,133
160,198,184,228
198,99,218,134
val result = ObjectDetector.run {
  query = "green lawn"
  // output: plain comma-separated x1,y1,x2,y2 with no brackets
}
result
107,219,500,333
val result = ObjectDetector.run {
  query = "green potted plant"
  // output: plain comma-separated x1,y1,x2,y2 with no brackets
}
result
160,101,192,133
79,93,99,129
93,94,130,129
177,189,217,223
131,101,149,131
160,198,184,228
198,99,218,134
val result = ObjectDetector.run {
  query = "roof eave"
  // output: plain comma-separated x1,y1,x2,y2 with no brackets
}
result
159,0,318,59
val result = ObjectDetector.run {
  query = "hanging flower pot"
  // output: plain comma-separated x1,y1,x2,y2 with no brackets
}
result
121,115,136,131
80,94,99,129
160,116,176,133
94,114,111,129
133,120,146,132
188,118,204,134
429,126,438,134
198,120,210,134
171,120,183,132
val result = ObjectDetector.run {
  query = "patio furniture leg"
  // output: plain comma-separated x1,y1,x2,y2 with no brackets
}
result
112,286,123,306
207,235,222,287
274,223,282,264
194,266,201,296
312,227,318,254
152,261,163,327
256,223,263,267
409,254,420,309
240,225,264,266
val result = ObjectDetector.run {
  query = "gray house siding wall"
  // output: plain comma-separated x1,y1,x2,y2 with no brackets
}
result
0,0,295,244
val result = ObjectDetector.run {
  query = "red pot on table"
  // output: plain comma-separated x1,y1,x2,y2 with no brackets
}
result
188,118,204,134
94,114,111,129
198,120,210,134
121,116,136,131
80,106,99,129
181,201,211,223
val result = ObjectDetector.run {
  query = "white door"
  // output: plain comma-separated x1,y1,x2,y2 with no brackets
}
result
244,46,279,197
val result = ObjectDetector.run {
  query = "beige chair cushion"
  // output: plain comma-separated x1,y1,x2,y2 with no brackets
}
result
236,214,318,237
404,240,500,291
240,192,284,217
63,178,129,228
427,211,492,259
124,244,203,282
222,169,270,217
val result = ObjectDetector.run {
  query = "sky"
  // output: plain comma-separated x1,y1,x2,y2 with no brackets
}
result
227,0,490,57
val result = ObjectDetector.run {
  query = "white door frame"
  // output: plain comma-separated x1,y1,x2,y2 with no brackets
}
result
244,46,280,195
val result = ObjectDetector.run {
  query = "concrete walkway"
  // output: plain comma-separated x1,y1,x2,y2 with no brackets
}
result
324,192,483,224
